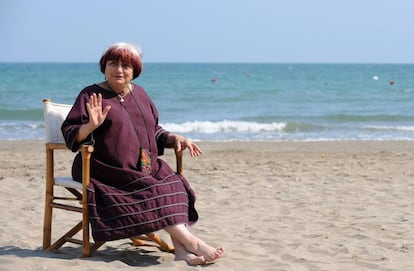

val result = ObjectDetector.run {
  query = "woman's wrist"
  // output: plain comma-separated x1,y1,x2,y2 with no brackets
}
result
165,134,177,147
76,122,95,143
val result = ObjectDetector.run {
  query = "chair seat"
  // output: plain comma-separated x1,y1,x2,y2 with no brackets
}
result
55,177,83,190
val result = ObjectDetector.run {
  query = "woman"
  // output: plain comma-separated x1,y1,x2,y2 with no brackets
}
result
61,42,224,265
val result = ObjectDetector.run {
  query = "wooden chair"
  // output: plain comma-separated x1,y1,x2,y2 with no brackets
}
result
42,98,182,257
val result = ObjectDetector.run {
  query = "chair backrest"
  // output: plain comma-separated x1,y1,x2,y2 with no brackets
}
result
43,98,72,144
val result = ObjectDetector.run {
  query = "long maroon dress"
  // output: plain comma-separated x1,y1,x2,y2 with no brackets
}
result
61,84,198,242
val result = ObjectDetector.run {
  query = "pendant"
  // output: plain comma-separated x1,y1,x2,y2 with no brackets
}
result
120,97,124,103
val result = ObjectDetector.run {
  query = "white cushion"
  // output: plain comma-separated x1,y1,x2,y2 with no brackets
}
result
43,100,72,143
55,177,83,190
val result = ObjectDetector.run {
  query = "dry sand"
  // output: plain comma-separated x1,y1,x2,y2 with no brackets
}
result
0,140,413,271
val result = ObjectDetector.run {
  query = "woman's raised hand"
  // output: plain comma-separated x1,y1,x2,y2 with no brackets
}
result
86,93,111,129
76,93,111,143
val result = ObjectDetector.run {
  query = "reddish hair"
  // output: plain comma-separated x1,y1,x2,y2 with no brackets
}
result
99,42,143,79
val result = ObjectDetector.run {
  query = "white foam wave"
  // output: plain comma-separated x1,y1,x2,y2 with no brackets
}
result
161,120,286,134
365,125,414,131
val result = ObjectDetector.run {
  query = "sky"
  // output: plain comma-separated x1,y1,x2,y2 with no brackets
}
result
1,0,414,63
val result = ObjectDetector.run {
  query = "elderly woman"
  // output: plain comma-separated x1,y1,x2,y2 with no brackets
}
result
61,42,223,265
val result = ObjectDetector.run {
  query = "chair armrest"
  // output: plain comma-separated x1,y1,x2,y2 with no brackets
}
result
79,144,94,154
78,144,94,192
46,142,68,150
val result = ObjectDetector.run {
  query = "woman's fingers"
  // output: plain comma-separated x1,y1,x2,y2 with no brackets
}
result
97,93,103,107
188,142,202,157
89,93,105,110
192,143,202,156
102,105,112,117
89,93,102,108
86,93,111,128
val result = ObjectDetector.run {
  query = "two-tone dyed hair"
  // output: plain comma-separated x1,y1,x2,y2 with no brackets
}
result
99,42,143,79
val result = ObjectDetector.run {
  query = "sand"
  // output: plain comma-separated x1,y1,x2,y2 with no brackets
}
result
0,140,413,271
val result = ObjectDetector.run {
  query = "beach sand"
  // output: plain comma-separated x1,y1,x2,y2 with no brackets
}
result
0,140,413,271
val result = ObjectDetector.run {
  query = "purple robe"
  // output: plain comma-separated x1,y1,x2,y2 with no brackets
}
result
61,84,198,242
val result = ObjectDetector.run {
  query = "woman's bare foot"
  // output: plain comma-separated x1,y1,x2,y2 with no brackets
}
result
172,237,206,265
176,251,206,266
166,224,224,263
195,238,224,263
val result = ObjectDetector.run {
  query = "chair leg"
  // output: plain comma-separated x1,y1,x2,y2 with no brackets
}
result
42,200,53,250
81,215,90,257
82,241,105,258
80,145,93,257
43,147,54,250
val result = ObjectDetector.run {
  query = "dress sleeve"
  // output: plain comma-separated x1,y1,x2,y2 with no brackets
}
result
155,125,169,156
148,96,169,156
61,90,93,152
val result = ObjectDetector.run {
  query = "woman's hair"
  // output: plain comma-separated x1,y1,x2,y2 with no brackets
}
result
99,42,143,79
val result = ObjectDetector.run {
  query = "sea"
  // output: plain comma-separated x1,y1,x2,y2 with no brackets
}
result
1,62,414,141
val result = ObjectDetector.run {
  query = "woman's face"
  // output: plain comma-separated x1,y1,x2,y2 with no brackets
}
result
104,60,134,88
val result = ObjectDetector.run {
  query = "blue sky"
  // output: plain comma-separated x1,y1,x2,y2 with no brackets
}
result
1,0,413,63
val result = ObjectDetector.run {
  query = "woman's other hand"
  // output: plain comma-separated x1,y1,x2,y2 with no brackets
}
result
169,134,202,157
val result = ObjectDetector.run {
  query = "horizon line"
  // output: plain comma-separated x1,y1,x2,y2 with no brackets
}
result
1,61,414,65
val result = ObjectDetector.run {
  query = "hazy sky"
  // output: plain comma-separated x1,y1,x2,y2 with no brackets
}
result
1,0,413,63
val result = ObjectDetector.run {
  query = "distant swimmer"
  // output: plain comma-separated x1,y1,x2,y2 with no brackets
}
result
211,77,217,83
389,80,395,85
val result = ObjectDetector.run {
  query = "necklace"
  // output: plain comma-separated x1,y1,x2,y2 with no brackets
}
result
117,90,129,103
106,82,132,103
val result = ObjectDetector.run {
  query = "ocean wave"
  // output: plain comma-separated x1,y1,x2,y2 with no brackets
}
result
162,120,287,134
364,125,414,131
323,114,414,122
1,119,414,141
0,121,44,140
